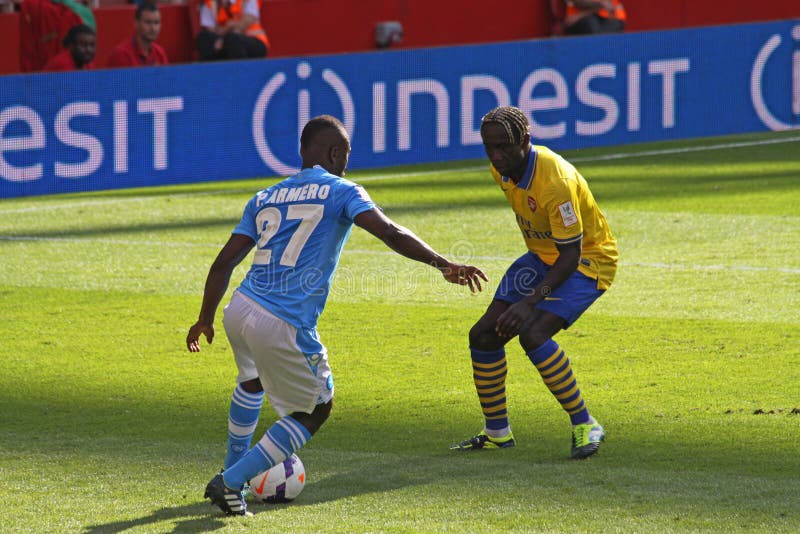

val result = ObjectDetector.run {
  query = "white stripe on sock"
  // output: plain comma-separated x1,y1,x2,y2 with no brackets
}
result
228,418,259,436
277,418,307,450
233,386,264,409
254,442,276,464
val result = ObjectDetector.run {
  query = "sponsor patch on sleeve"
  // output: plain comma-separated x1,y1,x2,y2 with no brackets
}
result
558,201,578,227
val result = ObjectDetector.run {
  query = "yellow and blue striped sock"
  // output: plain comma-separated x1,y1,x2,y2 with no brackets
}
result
471,347,509,432
527,339,590,425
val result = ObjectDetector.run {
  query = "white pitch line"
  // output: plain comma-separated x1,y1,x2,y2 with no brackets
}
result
569,135,800,162
2,135,799,214
0,189,235,215
0,235,220,249
1,235,798,274
351,135,800,180
344,249,800,274
620,261,800,275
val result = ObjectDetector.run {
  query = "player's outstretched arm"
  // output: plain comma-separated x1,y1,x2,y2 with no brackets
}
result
354,208,487,292
187,233,255,352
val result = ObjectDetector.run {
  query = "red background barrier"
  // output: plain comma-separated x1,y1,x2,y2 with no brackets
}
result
0,12,20,73
261,0,552,56
626,0,800,31
2,0,800,75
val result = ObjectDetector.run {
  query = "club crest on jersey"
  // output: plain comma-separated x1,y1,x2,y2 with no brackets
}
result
527,196,537,212
306,353,322,367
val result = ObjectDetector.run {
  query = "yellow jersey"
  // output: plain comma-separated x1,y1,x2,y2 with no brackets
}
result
491,145,618,290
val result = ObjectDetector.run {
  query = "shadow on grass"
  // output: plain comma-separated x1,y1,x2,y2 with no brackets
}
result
79,455,422,534
1,215,238,240
82,503,229,533
5,154,799,241
5,164,798,241
4,377,800,533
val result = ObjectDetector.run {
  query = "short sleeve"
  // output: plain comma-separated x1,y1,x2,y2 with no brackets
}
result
342,184,376,222
232,196,259,241
199,4,215,28
242,0,260,18
544,176,583,244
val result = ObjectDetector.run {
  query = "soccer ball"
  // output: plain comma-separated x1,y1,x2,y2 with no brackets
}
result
248,454,306,503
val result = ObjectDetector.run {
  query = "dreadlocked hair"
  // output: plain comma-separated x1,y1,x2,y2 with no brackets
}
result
480,106,530,145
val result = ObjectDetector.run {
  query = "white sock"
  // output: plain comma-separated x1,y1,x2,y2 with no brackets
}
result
484,426,511,438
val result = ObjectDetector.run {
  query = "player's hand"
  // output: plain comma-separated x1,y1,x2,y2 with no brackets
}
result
495,301,534,338
441,263,488,293
187,321,214,352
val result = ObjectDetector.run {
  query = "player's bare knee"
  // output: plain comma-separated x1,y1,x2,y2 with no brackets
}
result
240,377,264,393
292,400,332,435
518,329,550,353
469,323,500,351
468,322,484,346
469,331,497,350
313,399,333,422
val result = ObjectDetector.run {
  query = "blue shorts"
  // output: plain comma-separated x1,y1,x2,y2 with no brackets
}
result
494,252,604,327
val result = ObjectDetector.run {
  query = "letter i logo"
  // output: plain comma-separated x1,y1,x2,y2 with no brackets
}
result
751,26,800,130
297,62,312,147
253,62,355,176
793,25,800,116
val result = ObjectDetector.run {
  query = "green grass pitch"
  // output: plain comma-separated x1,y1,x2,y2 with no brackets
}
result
1,131,798,532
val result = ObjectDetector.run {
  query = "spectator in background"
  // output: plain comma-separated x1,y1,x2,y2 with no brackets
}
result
19,0,84,72
42,23,96,71
196,0,269,61
107,2,169,67
563,0,626,35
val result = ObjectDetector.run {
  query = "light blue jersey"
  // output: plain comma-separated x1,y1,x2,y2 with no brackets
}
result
233,165,375,329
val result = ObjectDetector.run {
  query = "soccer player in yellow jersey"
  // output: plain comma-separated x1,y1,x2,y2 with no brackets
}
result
451,106,618,459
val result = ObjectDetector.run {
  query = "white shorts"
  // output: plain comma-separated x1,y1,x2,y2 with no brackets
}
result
222,291,333,416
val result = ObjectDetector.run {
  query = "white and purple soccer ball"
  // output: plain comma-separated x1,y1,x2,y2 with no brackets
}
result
248,454,306,503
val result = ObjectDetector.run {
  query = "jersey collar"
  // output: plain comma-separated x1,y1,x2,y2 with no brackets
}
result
297,165,328,179
501,145,537,190
517,145,537,190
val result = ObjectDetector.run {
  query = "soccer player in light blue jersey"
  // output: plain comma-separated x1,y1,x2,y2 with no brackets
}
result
187,115,487,516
